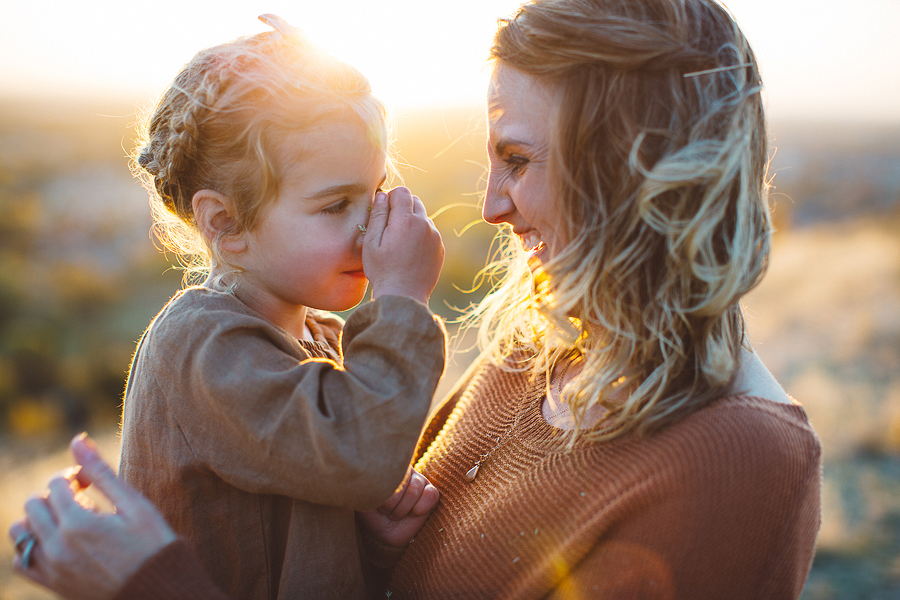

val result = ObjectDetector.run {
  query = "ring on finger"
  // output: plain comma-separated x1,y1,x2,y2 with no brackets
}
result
18,535,37,569
14,531,34,551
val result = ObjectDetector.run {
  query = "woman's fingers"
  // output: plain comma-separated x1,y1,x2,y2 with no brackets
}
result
23,495,56,542
11,544,52,589
8,519,29,545
69,434,142,516
45,476,84,525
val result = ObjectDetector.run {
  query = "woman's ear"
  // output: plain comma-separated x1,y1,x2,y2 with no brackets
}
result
192,190,247,255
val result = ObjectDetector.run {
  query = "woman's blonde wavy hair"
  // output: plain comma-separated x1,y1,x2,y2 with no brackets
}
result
132,29,389,284
466,0,772,441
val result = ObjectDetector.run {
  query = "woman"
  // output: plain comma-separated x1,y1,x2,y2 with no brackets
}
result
10,0,821,598
372,1,820,597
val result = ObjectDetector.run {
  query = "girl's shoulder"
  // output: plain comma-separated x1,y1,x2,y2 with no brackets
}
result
146,286,293,348
152,286,254,326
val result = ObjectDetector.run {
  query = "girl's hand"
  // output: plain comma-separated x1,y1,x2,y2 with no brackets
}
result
363,187,444,305
8,434,177,600
356,467,439,566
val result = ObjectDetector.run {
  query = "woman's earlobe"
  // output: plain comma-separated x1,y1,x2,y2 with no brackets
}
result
192,190,247,254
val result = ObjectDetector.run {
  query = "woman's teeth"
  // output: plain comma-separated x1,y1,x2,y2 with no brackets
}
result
522,232,545,252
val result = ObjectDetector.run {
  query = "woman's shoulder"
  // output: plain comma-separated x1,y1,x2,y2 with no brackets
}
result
656,394,822,488
689,393,819,444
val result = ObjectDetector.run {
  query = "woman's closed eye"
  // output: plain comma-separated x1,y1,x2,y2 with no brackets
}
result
504,155,529,175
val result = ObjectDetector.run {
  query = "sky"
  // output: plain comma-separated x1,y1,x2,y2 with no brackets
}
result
1,0,899,122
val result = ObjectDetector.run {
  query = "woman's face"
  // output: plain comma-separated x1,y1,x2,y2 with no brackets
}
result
484,64,564,264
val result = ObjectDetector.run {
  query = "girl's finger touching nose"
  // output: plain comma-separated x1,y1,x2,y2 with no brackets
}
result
387,186,414,214
365,191,389,246
412,195,427,217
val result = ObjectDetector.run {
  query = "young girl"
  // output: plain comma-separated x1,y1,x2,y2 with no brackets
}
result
119,15,445,600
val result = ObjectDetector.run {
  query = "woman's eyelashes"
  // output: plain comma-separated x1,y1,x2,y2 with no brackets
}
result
504,154,529,175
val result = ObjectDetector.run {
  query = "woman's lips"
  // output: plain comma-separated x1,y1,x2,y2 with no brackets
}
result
344,270,367,278
520,231,545,253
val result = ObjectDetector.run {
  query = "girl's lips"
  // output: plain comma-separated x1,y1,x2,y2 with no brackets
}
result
344,270,367,278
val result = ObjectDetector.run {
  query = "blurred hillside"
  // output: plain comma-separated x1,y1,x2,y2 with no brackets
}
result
0,97,899,598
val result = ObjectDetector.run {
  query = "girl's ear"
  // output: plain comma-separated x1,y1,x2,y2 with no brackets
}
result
192,189,247,255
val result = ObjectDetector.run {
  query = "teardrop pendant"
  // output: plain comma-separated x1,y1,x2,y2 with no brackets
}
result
465,464,480,482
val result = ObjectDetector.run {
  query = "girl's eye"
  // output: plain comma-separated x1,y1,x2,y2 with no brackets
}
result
322,199,350,214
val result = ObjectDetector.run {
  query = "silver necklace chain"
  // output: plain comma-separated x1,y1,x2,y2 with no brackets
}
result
465,359,572,482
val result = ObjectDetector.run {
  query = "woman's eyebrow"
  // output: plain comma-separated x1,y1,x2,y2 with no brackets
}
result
492,137,533,155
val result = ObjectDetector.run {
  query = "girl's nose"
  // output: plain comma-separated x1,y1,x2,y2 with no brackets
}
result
355,202,372,251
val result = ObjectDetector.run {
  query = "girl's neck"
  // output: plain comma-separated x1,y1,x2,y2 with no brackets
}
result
203,273,312,341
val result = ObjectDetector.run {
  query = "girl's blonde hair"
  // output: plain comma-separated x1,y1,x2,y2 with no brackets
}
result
132,28,389,282
468,0,772,440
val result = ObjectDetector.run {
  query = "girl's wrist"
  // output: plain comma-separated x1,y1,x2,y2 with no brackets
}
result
358,525,410,569
370,285,430,306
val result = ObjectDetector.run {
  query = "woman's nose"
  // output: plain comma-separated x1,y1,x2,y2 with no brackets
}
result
483,175,514,225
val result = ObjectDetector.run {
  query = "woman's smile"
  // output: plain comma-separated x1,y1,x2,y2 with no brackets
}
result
519,230,546,254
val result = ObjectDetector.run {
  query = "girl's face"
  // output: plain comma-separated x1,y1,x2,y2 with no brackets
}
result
484,64,564,264
236,118,386,316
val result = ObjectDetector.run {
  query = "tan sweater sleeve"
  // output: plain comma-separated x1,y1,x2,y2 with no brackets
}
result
156,294,446,510
544,403,822,600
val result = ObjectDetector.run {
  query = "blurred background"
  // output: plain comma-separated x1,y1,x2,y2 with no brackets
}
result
1,1,898,598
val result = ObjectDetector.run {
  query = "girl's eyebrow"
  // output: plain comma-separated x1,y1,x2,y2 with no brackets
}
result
307,183,368,200
307,175,387,201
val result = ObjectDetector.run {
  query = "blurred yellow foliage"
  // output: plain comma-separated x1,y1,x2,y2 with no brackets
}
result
8,396,65,436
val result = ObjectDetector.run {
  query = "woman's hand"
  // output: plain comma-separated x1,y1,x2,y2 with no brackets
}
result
357,467,439,567
8,434,177,600
363,187,444,305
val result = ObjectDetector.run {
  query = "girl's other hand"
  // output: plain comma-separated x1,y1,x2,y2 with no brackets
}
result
362,187,444,305
356,467,439,566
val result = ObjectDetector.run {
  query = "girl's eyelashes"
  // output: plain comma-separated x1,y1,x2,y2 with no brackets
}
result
321,186,384,215
322,198,350,214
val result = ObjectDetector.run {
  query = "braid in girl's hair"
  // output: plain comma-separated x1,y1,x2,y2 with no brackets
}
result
132,21,388,282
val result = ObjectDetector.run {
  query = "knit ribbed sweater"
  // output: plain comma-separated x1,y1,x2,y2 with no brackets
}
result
384,359,822,599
